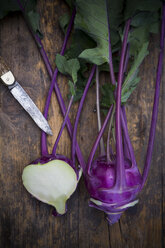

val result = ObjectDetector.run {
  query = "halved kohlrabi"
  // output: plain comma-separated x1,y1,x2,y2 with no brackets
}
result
22,159,81,215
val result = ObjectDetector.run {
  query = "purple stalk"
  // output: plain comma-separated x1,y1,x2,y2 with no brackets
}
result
96,66,106,156
17,0,53,78
141,2,165,189
87,105,113,174
106,105,115,162
41,9,76,156
105,0,116,85
121,107,136,166
123,44,130,79
115,19,131,189
35,11,86,169
35,35,53,78
53,82,86,170
52,95,74,156
122,44,131,159
16,2,86,169
72,65,96,168
122,106,131,160
105,2,132,165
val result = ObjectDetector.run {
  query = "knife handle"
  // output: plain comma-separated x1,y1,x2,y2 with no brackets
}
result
0,56,15,86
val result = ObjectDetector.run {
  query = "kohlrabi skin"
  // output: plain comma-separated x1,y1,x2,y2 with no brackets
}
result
22,155,82,215
85,155,142,224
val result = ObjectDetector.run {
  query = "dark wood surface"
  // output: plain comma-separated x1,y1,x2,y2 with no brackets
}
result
0,56,10,77
0,1,164,248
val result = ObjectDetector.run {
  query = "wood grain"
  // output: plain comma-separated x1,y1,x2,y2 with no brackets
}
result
0,1,164,248
0,56,10,77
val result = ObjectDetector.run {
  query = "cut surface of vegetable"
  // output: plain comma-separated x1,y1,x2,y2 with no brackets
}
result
22,159,79,215
11,0,164,226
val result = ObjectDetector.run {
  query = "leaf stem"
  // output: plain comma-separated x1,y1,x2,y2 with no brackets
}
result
141,2,165,189
122,44,131,159
115,19,131,189
105,0,116,85
52,95,74,156
17,2,86,169
123,43,130,79
87,105,113,175
96,66,105,156
72,65,96,168
121,106,131,160
34,35,53,78
120,42,131,159
121,106,136,166
106,104,115,162
40,8,76,156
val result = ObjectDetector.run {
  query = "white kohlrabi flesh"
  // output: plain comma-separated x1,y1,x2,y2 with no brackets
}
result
22,159,78,215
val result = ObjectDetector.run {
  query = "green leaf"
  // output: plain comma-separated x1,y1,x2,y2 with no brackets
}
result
101,83,115,109
59,13,70,34
122,42,149,102
72,88,84,102
55,54,80,83
26,10,42,37
121,75,140,103
0,1,19,19
129,10,160,57
68,80,76,96
99,55,120,73
129,26,149,57
74,0,161,65
131,11,159,28
65,30,96,59
67,70,95,102
71,0,161,104
124,0,161,20
73,74,88,101
65,0,75,8
0,0,42,37
149,22,159,34
0,0,37,19
75,0,122,65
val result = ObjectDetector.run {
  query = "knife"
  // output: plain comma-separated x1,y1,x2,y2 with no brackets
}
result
0,56,53,135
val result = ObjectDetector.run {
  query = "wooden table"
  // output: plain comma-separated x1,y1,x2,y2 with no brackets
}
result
0,1,164,247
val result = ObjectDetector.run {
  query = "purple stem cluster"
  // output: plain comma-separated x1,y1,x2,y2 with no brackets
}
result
121,107,136,166
17,0,165,189
52,95,74,156
72,65,96,167
87,18,132,175
40,9,76,156
114,19,131,189
122,44,131,160
96,66,106,156
17,1,86,170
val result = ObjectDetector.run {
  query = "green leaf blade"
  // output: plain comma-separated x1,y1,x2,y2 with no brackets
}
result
55,54,80,84
122,42,149,102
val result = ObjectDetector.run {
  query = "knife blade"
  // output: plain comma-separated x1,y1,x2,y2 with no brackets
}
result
0,56,53,135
